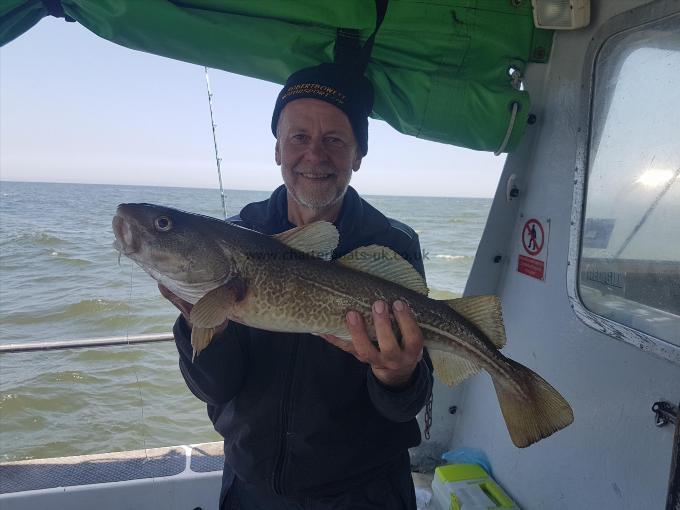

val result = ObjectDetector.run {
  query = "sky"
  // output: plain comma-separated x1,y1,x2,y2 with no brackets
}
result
0,17,505,198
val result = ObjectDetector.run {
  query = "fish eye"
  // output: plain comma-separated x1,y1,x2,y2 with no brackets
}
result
154,216,172,232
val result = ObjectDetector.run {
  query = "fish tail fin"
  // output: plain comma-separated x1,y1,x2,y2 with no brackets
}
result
492,359,574,447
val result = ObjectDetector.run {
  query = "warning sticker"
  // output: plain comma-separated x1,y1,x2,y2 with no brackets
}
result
518,255,544,279
517,217,550,281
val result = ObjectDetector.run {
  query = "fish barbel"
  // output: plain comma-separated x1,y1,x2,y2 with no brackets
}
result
112,203,573,447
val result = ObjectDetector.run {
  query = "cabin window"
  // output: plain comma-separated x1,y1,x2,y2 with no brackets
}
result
578,14,680,346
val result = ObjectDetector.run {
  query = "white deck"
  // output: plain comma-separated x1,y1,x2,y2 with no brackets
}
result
0,443,436,510
0,443,224,510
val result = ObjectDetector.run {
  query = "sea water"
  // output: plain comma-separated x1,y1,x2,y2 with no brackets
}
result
0,181,490,461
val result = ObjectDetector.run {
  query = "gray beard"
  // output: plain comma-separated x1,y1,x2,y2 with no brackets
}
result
282,166,352,211
286,184,348,211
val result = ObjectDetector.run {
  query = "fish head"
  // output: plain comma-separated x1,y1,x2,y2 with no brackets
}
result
113,203,236,300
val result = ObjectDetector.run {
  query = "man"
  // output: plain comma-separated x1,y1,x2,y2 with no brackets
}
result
160,63,433,509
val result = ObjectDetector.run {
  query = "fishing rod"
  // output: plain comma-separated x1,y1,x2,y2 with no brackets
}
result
204,66,228,220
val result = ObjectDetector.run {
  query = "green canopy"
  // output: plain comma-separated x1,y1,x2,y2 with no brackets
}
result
1,0,552,152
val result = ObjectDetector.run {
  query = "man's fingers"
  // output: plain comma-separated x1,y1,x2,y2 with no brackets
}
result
346,311,380,364
158,283,192,319
319,334,358,357
158,283,174,300
392,300,424,360
372,301,401,366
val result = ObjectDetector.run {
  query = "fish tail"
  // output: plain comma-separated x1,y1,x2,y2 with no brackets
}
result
492,359,574,448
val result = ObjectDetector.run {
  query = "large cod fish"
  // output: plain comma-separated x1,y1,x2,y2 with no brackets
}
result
112,203,573,448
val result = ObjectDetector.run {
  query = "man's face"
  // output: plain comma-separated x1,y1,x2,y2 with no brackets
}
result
275,98,362,211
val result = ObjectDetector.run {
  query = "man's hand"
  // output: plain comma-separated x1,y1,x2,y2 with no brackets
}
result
321,300,424,388
158,283,193,325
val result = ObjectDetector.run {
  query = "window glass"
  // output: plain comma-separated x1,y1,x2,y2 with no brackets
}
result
579,14,680,344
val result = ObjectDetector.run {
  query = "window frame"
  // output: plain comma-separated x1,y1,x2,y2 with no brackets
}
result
567,0,680,365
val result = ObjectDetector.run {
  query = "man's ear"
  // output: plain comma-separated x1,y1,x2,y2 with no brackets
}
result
275,139,281,166
352,152,362,172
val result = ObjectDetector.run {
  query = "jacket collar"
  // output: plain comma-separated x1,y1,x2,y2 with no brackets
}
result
238,185,292,235
239,185,390,256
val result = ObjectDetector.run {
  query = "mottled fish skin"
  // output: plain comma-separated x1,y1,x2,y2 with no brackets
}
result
229,245,517,385
113,202,498,360
113,203,574,448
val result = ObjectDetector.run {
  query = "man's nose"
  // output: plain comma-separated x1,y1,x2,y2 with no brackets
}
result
303,139,328,165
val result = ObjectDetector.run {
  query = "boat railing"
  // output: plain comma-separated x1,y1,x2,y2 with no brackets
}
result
0,333,174,353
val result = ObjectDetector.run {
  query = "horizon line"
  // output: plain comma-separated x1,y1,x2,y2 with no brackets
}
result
0,178,495,200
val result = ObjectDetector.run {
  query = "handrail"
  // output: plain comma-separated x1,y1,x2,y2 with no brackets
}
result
0,333,175,353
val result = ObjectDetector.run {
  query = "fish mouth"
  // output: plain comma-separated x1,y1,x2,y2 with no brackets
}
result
112,213,139,255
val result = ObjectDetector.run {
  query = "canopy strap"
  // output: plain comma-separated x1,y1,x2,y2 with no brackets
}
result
494,101,519,156
334,0,388,73
41,0,75,22
334,28,362,68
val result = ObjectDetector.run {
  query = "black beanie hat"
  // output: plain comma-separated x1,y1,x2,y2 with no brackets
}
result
271,63,374,156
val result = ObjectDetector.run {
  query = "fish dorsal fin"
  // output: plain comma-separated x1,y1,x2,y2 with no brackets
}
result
445,295,506,348
273,222,339,261
337,245,428,295
429,349,481,387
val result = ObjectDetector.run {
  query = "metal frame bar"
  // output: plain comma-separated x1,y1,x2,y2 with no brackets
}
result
566,0,680,365
668,404,680,510
0,333,174,353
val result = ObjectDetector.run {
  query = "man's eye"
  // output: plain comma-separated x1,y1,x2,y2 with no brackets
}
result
291,134,308,143
325,137,344,146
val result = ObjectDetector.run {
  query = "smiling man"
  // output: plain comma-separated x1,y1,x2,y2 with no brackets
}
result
276,98,361,223
161,63,433,509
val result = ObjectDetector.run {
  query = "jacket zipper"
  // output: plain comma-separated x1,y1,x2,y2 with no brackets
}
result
272,335,300,495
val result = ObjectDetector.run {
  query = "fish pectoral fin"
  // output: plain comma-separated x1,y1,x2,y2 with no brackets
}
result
190,281,241,328
492,359,574,448
429,349,481,387
444,295,506,348
191,327,215,361
274,222,339,260
337,245,429,295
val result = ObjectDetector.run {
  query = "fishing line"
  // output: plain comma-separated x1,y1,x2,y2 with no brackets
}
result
124,261,149,463
124,262,162,506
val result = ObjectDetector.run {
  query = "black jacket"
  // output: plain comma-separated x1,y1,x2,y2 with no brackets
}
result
173,185,433,500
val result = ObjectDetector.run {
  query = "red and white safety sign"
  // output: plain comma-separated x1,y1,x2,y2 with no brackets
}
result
517,217,550,281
